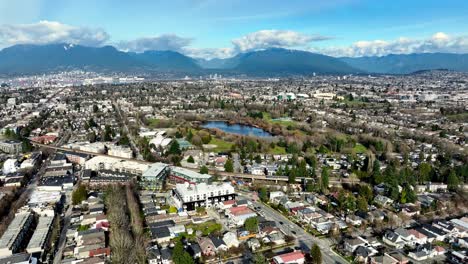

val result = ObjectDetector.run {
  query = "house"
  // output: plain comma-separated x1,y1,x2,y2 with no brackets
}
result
383,230,406,249
408,244,435,261
272,251,305,264
269,191,285,203
210,236,228,252
374,195,394,207
265,231,286,245
247,238,261,251
447,250,467,264
370,253,400,264
407,229,428,245
387,251,409,264
198,237,216,256
422,224,447,241
227,206,257,226
147,247,161,264
222,232,239,248
346,214,364,226
344,236,368,253
150,227,172,244
187,243,201,259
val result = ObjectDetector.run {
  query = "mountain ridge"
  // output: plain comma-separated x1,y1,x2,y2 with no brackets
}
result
1,43,468,76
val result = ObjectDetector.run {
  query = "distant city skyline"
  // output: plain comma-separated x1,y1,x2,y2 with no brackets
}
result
0,0,467,59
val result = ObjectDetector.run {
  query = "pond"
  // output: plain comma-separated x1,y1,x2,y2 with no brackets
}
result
202,121,273,138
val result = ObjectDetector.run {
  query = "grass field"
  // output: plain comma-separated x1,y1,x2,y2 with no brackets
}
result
353,143,367,153
269,145,287,155
262,112,297,126
207,137,234,153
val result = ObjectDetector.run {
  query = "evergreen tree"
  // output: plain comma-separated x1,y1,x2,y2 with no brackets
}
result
321,167,330,192
187,155,195,163
311,244,322,264
447,170,460,191
168,140,181,155
199,165,209,174
224,159,234,172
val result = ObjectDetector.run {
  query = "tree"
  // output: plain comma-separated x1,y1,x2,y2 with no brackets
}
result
224,159,234,172
418,163,432,183
72,184,87,205
357,196,368,213
199,165,209,174
310,243,322,264
447,170,460,191
196,207,206,215
168,206,178,213
259,187,268,203
187,155,195,163
321,167,330,192
168,140,181,155
253,253,268,264
244,217,259,233
173,241,195,264
372,160,383,184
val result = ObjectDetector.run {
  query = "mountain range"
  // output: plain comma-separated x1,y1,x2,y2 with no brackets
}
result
0,43,467,76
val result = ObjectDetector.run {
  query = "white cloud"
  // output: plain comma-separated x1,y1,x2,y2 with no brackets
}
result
312,32,468,57
183,47,235,59
232,30,331,52
116,34,193,53
0,20,109,48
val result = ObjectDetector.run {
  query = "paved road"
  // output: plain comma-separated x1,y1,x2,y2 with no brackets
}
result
113,100,144,160
53,183,76,264
239,192,348,264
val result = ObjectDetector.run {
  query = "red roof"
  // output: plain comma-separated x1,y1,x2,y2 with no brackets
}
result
223,200,236,205
89,247,110,257
229,206,255,216
276,251,305,263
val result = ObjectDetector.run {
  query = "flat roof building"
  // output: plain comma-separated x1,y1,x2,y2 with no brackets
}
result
0,212,33,257
170,166,212,184
141,163,170,191
172,182,235,211
0,140,22,155
26,216,54,255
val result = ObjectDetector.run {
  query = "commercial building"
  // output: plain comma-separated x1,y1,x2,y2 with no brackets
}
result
172,182,235,211
227,207,257,226
0,212,33,257
141,163,170,191
26,216,54,255
62,151,89,165
88,170,135,186
107,146,133,159
0,253,36,264
170,166,212,184
84,156,149,175
0,140,22,154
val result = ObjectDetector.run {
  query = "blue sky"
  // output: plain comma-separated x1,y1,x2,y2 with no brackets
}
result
0,0,467,58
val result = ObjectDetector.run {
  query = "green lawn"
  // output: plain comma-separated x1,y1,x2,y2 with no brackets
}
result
447,112,468,122
207,137,234,153
186,221,222,236
353,143,367,153
147,118,161,128
262,112,297,126
269,145,286,154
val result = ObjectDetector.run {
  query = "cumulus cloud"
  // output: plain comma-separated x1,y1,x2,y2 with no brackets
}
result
183,47,235,59
232,29,331,52
116,34,193,53
0,20,109,48
312,32,468,57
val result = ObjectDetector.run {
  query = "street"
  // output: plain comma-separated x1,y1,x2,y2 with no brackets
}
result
239,192,348,264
